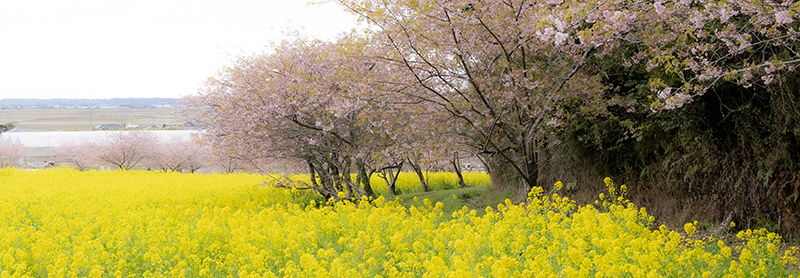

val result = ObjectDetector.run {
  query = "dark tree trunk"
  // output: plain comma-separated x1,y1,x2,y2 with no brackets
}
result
380,161,404,195
341,156,355,198
523,139,540,191
392,161,403,193
483,131,542,194
476,154,491,174
355,157,376,198
381,168,398,195
308,159,333,200
329,162,344,193
407,159,429,192
452,153,467,188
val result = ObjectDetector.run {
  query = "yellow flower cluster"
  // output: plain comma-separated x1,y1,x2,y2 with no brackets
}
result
0,169,795,277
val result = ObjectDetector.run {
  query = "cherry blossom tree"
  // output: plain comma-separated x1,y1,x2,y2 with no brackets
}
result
334,0,613,191
617,0,800,111
206,144,250,174
50,139,98,171
399,107,481,192
97,131,159,170
184,35,411,200
0,142,26,168
146,136,211,173
184,0,800,203
333,0,800,192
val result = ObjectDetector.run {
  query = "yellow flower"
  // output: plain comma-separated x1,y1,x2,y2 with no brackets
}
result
0,169,793,277
684,222,697,237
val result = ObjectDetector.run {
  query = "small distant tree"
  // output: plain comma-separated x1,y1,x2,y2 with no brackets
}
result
0,143,26,168
146,136,211,173
50,140,98,171
210,151,247,174
98,131,158,170
181,140,212,173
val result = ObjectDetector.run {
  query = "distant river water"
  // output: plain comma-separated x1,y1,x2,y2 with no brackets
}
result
1,130,198,147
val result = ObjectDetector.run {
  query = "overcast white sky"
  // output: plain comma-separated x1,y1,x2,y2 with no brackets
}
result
0,0,361,100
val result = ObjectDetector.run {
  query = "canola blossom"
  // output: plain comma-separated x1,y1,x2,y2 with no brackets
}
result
0,169,796,277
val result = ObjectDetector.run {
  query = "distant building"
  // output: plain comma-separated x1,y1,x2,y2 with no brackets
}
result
3,135,21,146
93,124,123,130
162,120,200,130
4,126,26,132
183,121,199,130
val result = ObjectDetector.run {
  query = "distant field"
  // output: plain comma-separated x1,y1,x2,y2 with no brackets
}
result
0,107,181,131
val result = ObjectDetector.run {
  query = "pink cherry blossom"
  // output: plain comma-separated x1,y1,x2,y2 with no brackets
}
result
654,1,666,15
762,74,774,84
539,27,556,41
554,32,569,46
776,11,794,25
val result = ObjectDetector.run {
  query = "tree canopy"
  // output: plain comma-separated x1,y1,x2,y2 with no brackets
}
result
185,0,800,235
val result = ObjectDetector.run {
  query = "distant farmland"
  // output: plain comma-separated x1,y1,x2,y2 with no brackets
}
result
0,107,181,131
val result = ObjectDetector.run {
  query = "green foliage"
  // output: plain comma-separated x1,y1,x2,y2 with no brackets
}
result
0,122,14,132
552,46,800,238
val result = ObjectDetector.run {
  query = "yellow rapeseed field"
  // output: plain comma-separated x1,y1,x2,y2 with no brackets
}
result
0,169,796,277
369,171,492,195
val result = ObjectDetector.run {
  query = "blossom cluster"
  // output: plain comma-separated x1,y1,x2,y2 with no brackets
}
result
0,169,795,277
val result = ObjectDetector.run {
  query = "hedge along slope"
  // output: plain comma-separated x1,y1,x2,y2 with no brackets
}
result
0,169,796,277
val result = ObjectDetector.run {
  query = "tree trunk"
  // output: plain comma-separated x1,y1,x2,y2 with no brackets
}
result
341,156,355,198
408,159,429,192
308,159,332,200
355,157,376,198
330,162,344,193
380,161,404,195
452,153,467,188
486,154,531,196
316,161,338,199
476,154,491,173
523,139,540,191
393,161,403,193
381,168,398,195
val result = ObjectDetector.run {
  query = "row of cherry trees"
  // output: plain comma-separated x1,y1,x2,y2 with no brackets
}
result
51,131,217,173
183,37,470,199
185,0,800,200
333,0,800,190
